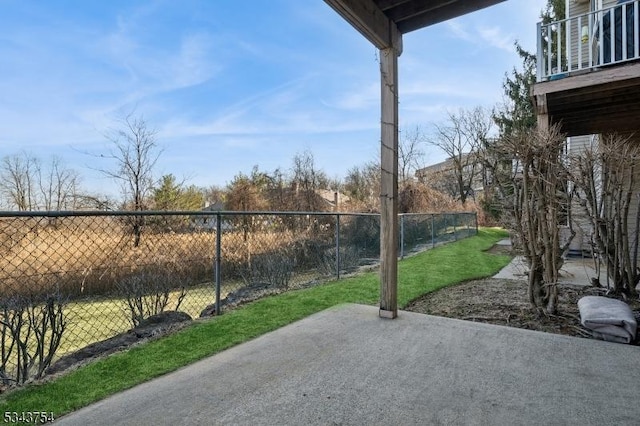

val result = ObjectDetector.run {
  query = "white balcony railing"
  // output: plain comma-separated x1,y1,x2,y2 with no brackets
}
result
537,0,640,82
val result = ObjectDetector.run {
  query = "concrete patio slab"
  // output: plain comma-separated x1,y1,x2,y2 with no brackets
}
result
57,304,640,426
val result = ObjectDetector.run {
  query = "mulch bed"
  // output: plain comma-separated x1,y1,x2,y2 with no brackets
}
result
405,247,640,344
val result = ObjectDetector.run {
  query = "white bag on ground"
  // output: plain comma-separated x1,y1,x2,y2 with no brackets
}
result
578,296,637,344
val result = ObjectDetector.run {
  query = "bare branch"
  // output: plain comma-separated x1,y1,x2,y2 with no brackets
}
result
399,126,426,183
426,107,494,205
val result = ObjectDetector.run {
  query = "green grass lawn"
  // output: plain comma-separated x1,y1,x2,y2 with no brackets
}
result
0,227,510,419
61,285,217,356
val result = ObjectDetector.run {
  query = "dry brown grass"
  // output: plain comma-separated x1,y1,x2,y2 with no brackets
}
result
0,216,301,299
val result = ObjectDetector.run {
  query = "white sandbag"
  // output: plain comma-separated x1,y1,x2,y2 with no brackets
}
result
578,296,637,344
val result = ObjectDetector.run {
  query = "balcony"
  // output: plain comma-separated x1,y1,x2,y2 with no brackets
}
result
537,1,640,80
533,1,640,136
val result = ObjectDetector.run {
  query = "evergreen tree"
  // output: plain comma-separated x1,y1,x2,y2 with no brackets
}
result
153,174,181,210
153,174,204,211
492,43,537,138
492,0,565,138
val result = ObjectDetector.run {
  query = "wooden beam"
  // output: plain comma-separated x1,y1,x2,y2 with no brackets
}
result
555,104,640,135
547,89,640,108
396,0,505,33
385,0,456,22
379,45,399,319
375,0,412,11
324,0,402,52
532,61,640,97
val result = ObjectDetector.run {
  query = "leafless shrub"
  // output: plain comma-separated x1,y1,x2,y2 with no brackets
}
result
340,215,380,257
498,125,573,314
116,268,187,327
570,134,640,296
240,250,295,289
317,245,361,277
0,291,67,386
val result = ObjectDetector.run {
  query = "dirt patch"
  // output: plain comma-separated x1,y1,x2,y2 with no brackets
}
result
406,248,640,343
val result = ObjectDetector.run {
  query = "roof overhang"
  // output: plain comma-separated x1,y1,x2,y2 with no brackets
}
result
324,0,507,51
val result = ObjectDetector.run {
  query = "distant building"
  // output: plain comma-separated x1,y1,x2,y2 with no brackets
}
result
415,153,486,201
191,200,229,231
314,189,351,212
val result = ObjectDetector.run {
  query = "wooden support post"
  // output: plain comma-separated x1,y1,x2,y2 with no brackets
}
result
535,93,550,132
537,113,550,133
379,45,399,319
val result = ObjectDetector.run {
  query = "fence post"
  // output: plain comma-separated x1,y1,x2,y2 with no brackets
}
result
475,212,478,235
444,214,448,241
215,212,222,315
335,214,341,280
431,214,435,248
453,213,457,241
400,214,405,259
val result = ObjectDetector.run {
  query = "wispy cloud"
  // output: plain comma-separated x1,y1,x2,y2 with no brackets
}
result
324,82,379,110
446,21,474,43
446,21,514,52
477,26,515,52
171,33,221,88
98,22,221,101
403,79,490,99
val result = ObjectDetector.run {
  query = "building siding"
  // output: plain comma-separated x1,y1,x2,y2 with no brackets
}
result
568,135,599,253
568,0,591,70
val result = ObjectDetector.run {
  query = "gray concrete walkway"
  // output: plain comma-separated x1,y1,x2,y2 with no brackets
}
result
493,254,603,286
492,239,603,286
57,304,640,426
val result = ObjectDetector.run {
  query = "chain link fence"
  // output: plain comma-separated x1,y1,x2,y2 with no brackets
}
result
0,210,476,385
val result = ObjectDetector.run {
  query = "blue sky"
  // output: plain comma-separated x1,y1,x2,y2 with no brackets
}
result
0,0,546,197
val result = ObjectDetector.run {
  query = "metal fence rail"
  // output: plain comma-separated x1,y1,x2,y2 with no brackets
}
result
0,210,476,385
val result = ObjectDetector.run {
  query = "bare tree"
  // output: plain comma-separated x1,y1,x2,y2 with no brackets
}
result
226,169,269,243
0,153,37,211
226,171,269,213
399,126,425,183
428,107,494,205
225,169,270,267
0,153,80,211
343,161,380,211
72,193,117,211
290,150,328,211
37,156,80,211
99,114,161,246
421,168,462,202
